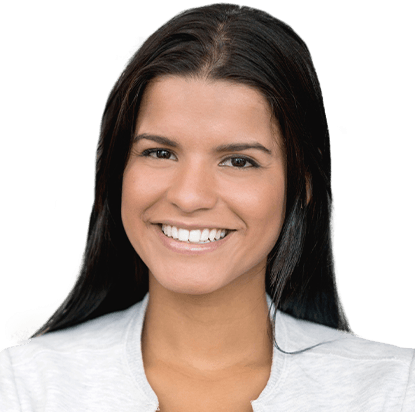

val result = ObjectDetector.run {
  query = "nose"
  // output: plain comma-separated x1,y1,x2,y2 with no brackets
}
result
166,160,218,213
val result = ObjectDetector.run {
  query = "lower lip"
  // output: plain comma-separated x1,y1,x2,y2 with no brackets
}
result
155,225,233,255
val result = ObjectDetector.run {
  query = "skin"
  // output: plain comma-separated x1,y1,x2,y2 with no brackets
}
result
121,76,286,411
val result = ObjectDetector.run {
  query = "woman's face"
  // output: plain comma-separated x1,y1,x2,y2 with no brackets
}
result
122,76,286,295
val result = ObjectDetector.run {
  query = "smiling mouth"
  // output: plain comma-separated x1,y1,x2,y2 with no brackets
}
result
157,223,232,245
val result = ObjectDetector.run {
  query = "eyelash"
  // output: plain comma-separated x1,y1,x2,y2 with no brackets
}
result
139,148,260,169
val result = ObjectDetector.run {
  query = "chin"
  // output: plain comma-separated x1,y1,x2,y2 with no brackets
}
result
149,266,235,296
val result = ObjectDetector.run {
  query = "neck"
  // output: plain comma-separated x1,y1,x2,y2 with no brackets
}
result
141,272,273,376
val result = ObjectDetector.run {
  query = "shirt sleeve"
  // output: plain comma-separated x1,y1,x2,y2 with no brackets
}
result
0,348,22,412
402,349,415,411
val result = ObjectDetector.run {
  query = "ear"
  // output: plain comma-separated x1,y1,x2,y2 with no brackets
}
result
306,174,312,205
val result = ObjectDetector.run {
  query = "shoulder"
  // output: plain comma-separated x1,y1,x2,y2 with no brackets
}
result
0,299,146,411
279,310,413,361
276,314,415,396
4,300,141,363
274,311,415,409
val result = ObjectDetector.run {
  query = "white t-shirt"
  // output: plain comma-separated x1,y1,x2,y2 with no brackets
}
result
1,293,414,411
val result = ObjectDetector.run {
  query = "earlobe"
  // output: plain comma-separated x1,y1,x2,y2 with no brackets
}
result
306,175,312,205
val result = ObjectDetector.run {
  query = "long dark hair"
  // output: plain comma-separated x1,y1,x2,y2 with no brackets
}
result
32,3,350,339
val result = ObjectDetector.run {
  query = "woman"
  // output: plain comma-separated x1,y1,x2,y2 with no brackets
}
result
1,3,413,411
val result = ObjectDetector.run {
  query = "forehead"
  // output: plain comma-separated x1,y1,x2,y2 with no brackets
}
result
136,76,282,152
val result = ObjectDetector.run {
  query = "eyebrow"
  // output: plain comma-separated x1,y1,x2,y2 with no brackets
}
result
134,133,272,155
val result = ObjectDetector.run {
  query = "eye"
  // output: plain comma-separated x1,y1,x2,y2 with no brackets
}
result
140,149,177,160
140,149,260,169
222,156,259,169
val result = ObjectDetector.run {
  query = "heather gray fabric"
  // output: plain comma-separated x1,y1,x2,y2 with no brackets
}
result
1,293,414,411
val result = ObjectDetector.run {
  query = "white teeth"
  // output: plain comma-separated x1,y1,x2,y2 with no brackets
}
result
178,229,189,242
208,229,217,241
189,229,202,242
171,226,178,239
161,225,228,244
200,228,210,241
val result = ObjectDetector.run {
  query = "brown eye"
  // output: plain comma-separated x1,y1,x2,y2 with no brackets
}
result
141,149,177,160
220,156,259,168
140,149,260,169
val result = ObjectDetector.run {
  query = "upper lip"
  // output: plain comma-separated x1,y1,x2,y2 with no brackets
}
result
155,221,234,231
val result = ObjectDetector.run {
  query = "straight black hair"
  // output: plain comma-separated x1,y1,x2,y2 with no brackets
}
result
32,3,350,340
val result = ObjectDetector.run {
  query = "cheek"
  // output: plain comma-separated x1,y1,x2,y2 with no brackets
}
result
229,176,285,222
121,166,162,231
227,175,286,251
121,169,138,228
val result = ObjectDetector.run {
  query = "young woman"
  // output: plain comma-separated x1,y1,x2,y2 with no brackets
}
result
1,4,414,411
